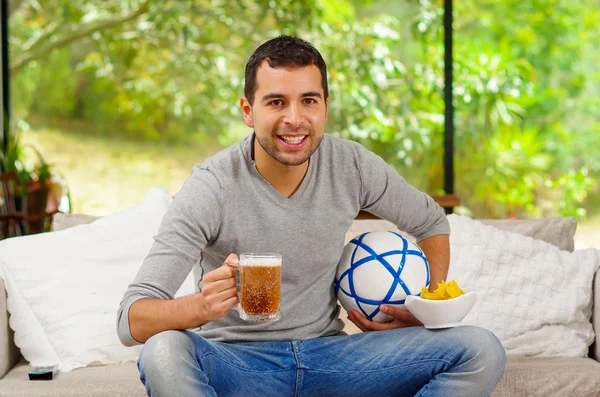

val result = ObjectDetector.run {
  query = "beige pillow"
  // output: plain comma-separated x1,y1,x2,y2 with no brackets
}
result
479,217,577,252
345,217,577,252
52,213,99,232
345,219,415,245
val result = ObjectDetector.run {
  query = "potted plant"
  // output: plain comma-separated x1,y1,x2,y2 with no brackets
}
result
2,133,56,233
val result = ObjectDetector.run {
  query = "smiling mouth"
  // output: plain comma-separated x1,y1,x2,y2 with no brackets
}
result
278,135,307,145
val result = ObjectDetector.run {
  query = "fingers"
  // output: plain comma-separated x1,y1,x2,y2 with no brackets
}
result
223,253,240,269
346,305,423,332
346,311,369,332
380,305,410,320
204,287,238,307
203,254,239,283
348,310,397,332
201,276,239,320
221,295,239,311
203,290,239,319
380,305,423,326
201,278,237,295
196,254,242,321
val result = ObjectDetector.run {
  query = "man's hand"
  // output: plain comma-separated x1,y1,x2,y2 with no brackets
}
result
347,304,422,332
128,254,240,343
199,253,239,322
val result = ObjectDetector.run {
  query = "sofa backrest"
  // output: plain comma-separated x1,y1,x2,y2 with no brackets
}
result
0,278,21,378
0,214,589,371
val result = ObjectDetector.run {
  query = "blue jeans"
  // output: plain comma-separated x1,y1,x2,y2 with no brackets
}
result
137,326,506,397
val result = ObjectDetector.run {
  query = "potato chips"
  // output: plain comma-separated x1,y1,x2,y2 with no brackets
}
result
420,280,465,300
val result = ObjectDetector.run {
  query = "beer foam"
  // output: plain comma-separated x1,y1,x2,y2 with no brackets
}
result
240,256,281,267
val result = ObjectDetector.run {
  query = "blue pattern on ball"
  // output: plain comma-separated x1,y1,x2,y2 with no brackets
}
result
335,231,430,321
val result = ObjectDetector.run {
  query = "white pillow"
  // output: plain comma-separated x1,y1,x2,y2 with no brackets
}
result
0,187,195,371
447,214,600,357
345,219,415,245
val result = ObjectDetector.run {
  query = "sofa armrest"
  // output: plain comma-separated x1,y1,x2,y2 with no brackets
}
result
0,278,20,379
592,270,600,361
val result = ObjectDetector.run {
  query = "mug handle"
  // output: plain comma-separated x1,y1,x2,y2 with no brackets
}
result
228,261,241,314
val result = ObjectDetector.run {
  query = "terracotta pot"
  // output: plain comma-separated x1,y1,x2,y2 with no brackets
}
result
16,179,50,235
25,179,48,216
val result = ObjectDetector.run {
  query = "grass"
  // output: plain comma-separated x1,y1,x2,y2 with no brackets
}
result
19,125,599,249
20,126,223,216
575,213,600,250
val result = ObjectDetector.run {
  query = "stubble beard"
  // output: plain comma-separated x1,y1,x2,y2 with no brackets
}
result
256,126,324,167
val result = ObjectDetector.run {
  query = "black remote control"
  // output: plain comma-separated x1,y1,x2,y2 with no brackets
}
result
28,365,57,381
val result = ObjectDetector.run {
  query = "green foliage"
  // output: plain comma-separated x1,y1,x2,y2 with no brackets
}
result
546,168,595,219
2,121,54,193
7,0,600,219
465,126,553,217
30,50,78,118
449,0,600,218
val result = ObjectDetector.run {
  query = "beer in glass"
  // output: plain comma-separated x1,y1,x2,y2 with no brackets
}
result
238,253,282,322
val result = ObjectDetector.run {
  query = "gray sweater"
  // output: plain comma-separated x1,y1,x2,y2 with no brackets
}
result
117,133,449,346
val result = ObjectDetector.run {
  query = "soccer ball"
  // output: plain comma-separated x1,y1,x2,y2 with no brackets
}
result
335,231,430,323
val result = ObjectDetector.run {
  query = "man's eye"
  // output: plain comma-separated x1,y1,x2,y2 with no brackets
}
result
304,98,316,105
269,100,283,106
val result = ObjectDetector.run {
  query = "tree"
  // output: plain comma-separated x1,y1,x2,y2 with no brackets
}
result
8,0,600,218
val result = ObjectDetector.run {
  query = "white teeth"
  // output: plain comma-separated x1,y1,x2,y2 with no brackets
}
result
280,136,305,144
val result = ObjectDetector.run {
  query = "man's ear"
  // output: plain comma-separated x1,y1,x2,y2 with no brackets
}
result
325,96,330,124
240,97,254,128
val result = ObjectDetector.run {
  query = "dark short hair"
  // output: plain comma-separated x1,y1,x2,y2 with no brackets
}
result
244,36,328,105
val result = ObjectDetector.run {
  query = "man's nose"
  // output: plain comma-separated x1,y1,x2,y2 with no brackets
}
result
283,103,303,126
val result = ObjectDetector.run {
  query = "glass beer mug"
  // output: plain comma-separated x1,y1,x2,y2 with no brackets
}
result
238,253,282,322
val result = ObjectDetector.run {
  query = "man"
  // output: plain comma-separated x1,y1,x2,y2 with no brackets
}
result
118,36,506,396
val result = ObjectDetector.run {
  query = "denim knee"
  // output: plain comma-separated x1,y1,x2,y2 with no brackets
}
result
456,326,507,379
138,330,197,380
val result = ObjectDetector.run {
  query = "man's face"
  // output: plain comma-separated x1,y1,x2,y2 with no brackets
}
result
240,61,329,167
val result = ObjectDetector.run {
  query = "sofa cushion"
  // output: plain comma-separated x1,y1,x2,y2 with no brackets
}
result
0,188,175,371
448,214,600,357
593,270,600,361
346,219,415,244
0,361,146,397
1,357,599,397
0,280,20,379
346,216,578,252
479,217,578,252
491,356,600,397
52,213,99,231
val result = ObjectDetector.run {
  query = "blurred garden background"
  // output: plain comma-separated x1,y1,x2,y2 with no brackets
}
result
5,0,600,247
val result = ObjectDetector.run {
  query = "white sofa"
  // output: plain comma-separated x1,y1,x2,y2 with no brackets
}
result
1,213,600,397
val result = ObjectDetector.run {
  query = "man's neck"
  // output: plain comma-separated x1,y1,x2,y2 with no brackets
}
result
253,136,309,199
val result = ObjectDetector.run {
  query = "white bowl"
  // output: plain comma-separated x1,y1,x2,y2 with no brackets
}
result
404,291,477,329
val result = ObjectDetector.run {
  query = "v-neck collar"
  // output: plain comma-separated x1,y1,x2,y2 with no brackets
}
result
245,132,316,205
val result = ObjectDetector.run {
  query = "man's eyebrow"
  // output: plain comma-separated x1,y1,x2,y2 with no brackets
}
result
261,91,323,102
302,91,322,98
262,93,285,101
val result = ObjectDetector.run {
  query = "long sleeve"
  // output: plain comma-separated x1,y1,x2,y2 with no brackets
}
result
116,166,223,346
354,144,450,242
